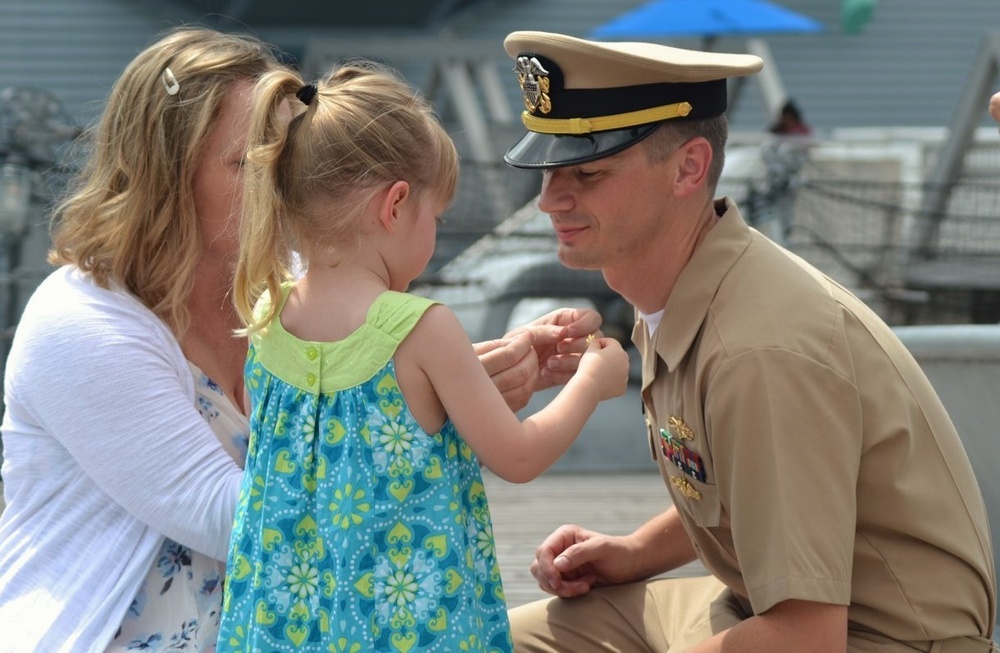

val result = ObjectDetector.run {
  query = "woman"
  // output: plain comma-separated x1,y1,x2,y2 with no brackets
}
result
0,26,600,652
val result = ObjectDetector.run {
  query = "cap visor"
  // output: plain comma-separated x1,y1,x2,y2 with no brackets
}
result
503,124,660,169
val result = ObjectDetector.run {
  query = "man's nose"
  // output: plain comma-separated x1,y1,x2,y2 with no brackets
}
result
537,169,574,215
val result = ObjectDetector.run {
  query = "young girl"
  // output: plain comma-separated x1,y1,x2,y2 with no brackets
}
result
217,62,629,652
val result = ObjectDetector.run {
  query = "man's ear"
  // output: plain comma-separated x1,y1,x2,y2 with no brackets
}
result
672,137,712,197
376,180,411,233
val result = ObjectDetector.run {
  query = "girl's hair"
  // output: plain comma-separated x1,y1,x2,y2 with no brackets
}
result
233,61,459,332
49,26,285,335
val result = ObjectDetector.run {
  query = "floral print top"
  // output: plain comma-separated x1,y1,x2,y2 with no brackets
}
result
217,289,512,652
107,364,249,652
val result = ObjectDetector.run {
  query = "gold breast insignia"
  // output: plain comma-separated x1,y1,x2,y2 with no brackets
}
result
670,475,702,501
667,415,694,440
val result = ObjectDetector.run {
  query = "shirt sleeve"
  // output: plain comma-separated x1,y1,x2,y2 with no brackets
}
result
10,285,242,561
706,347,860,613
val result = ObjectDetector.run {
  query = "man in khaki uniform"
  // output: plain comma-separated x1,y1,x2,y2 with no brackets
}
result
501,31,997,652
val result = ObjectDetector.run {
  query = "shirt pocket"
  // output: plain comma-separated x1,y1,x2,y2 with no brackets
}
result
661,462,723,528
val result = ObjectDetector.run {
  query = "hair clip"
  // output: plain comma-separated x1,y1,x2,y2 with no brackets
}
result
161,67,180,96
296,84,318,106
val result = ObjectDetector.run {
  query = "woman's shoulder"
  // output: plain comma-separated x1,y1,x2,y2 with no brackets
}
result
32,266,155,313
17,266,178,350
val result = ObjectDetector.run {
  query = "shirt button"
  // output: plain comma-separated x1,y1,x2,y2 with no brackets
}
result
305,347,319,361
306,373,317,386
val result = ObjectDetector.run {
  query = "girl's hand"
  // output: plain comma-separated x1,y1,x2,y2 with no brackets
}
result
579,336,629,401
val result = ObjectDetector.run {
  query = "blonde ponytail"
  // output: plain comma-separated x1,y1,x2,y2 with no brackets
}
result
232,70,304,333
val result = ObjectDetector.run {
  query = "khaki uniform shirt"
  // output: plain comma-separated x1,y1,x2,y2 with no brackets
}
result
634,198,995,643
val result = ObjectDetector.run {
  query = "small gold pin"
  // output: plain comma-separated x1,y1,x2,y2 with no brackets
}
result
585,332,597,347
667,416,695,440
670,476,702,501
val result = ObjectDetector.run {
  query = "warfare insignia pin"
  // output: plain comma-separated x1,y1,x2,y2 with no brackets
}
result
671,476,702,501
667,416,695,440
514,55,552,115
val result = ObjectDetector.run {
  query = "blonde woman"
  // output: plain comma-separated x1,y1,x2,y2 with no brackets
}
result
0,27,599,652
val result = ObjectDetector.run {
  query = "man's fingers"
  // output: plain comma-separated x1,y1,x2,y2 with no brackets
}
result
476,334,532,379
511,323,565,348
499,383,533,413
556,330,605,355
531,553,594,598
557,309,603,339
552,575,598,598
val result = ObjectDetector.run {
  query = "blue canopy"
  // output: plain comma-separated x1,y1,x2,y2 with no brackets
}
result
590,0,824,40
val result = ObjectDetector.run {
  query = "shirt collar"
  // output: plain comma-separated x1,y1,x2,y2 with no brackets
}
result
631,197,753,376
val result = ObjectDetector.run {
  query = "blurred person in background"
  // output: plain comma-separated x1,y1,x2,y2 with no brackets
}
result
769,98,812,136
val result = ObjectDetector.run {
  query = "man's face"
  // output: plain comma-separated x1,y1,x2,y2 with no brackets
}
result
537,142,674,273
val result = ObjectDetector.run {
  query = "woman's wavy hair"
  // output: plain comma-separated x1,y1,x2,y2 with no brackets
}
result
49,26,285,335
233,60,459,333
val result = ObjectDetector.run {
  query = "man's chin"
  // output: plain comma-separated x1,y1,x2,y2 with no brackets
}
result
556,249,600,271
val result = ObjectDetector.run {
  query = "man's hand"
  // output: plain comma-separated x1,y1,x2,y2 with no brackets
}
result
508,307,604,389
991,91,1000,125
529,524,645,598
474,334,538,412
531,507,696,598
475,307,605,411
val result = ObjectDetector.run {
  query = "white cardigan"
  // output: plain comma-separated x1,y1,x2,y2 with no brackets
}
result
0,266,243,652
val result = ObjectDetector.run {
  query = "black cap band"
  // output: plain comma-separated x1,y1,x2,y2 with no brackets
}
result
521,53,727,127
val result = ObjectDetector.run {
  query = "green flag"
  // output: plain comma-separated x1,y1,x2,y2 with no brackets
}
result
842,0,876,34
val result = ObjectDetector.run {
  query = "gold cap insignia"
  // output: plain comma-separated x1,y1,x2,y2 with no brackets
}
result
667,416,695,440
515,55,552,115
670,476,702,501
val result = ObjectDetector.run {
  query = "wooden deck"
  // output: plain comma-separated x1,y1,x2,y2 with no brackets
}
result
483,471,709,607
0,472,709,610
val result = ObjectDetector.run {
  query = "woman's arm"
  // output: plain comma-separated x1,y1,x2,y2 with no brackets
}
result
11,288,241,560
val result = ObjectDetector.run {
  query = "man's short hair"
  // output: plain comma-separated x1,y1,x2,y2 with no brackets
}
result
643,115,729,191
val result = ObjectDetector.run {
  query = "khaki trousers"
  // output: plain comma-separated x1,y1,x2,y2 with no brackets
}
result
509,575,742,653
509,575,998,653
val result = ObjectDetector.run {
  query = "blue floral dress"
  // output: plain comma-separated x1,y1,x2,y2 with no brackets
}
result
108,365,250,652
217,289,512,653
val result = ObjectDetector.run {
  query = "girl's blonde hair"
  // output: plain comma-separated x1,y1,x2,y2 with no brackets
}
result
234,61,459,332
49,26,285,335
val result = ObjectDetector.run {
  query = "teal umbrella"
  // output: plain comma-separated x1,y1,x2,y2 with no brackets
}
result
590,0,824,46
